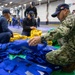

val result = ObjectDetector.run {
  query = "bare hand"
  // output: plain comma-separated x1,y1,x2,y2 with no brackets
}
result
30,26,36,29
29,36,41,46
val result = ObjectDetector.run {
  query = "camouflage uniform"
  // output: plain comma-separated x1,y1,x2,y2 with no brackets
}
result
41,13,75,66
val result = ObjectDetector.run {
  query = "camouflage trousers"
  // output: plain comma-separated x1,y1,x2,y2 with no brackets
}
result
46,44,75,66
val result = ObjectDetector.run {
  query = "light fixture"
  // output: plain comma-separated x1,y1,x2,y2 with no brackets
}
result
38,0,42,1
15,7,17,9
30,2,32,4
38,0,42,5
1,5,4,7
10,2,12,4
5,4,8,6
19,5,21,7
24,4,26,7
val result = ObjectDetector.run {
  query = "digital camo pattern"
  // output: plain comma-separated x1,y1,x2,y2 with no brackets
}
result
41,13,75,66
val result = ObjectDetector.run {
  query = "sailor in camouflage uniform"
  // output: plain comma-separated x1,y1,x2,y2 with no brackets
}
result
29,4,75,72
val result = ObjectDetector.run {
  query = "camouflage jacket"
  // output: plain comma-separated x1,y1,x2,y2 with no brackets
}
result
41,13,75,48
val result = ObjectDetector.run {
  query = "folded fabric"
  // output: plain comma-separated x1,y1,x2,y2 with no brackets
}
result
0,44,8,63
7,49,22,55
0,58,52,75
26,45,61,71
8,40,37,50
7,40,38,55
0,44,8,51
4,63,17,73
9,54,26,60
29,63,52,75
0,69,11,75
5,40,61,71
